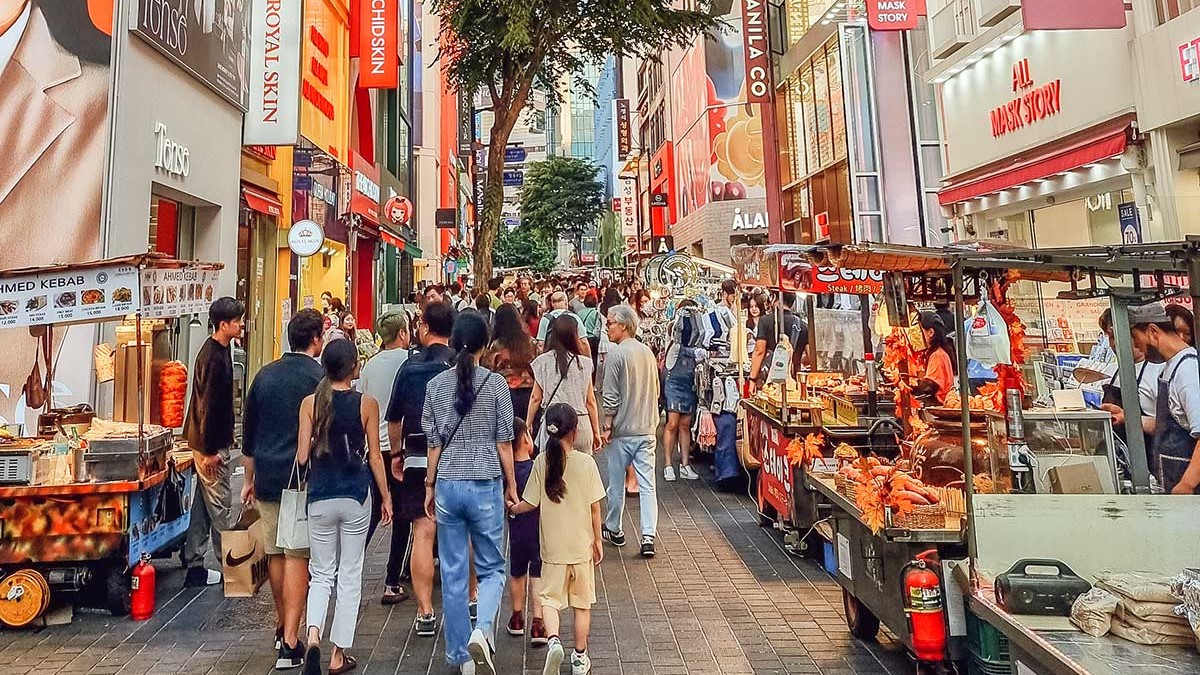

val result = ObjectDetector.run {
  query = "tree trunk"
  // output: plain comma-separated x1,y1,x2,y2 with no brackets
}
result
474,112,519,284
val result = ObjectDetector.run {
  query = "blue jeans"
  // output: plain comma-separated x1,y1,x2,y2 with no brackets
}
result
435,478,507,666
604,435,658,537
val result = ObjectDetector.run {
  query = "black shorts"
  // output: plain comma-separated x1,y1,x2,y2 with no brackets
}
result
509,513,541,578
394,467,429,522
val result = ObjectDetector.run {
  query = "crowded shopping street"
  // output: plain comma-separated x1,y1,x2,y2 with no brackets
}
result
8,0,1200,675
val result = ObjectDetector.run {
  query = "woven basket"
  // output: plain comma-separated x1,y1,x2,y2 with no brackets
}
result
835,475,859,501
894,504,946,529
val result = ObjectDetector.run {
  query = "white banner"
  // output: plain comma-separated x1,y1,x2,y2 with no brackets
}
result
0,265,139,328
620,177,638,238
244,0,303,144
141,269,220,319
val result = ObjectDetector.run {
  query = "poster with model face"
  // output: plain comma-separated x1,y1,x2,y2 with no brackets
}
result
133,0,250,110
0,0,115,424
671,0,767,220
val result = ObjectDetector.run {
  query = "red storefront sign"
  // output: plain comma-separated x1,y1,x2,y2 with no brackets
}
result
358,0,398,88
741,0,771,103
989,58,1062,138
648,143,676,237
865,0,919,31
1181,38,1200,83
350,152,381,221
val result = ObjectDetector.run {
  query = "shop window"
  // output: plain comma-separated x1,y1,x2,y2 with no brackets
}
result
1158,0,1200,23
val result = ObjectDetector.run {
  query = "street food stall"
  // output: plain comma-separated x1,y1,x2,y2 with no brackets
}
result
0,254,221,627
943,241,1200,675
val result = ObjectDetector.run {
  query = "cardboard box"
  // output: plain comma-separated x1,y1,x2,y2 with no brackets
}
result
1049,462,1103,494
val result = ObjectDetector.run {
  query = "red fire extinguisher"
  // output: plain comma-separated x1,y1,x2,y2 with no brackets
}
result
901,549,947,663
130,554,156,621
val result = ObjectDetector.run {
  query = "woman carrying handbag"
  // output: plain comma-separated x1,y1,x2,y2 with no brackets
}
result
528,317,602,454
296,340,392,675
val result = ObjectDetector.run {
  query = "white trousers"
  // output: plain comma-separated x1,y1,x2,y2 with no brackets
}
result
306,496,371,649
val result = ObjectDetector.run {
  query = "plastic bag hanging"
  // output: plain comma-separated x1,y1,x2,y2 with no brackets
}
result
966,286,1012,368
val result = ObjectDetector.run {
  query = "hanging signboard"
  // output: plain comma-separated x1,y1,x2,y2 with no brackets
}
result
865,0,920,31
732,247,883,294
245,0,303,143
141,268,221,319
457,92,475,158
359,0,399,88
740,0,771,103
0,265,140,328
614,99,632,160
288,219,326,256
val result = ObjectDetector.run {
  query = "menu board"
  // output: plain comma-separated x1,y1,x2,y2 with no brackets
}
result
140,268,220,319
0,264,139,328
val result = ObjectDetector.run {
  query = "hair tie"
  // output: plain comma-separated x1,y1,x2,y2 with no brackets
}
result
547,424,559,434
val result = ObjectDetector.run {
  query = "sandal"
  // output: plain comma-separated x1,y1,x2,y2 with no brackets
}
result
381,585,408,605
328,654,357,675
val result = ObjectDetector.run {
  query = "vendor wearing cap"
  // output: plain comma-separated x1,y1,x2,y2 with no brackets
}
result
1130,303,1200,494
1097,308,1163,468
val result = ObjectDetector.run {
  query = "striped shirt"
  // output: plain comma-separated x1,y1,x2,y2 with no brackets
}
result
422,366,515,480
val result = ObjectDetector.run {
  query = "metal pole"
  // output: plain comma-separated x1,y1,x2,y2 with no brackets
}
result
1111,295,1151,492
953,264,977,561
861,295,877,417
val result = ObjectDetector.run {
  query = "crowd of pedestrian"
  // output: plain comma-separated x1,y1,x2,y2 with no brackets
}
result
181,273,673,675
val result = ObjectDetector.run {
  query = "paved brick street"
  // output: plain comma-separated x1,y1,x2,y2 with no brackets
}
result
0,465,910,675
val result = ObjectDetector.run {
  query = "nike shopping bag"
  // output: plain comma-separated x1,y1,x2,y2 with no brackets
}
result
221,508,268,597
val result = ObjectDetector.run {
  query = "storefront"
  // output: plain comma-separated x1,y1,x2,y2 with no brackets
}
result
293,143,348,311
935,25,1138,380
379,170,418,305
1133,9,1200,239
239,146,288,371
349,152,382,329
104,0,249,396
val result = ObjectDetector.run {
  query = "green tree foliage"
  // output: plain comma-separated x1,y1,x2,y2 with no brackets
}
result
518,156,604,240
495,224,559,273
598,212,624,268
430,0,717,281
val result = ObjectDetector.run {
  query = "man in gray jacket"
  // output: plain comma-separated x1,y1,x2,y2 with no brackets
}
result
600,304,661,558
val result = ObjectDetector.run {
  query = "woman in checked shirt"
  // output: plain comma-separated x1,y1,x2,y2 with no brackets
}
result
422,311,518,675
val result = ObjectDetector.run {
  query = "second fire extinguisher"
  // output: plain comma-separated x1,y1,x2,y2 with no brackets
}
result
901,549,947,663
131,554,156,621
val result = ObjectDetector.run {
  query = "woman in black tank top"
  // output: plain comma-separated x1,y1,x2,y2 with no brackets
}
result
297,340,392,673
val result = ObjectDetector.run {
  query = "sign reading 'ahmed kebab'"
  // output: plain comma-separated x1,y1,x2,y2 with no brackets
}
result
990,58,1062,138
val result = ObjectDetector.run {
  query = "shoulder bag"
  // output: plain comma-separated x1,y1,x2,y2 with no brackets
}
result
531,365,569,448
437,372,494,450
276,459,309,550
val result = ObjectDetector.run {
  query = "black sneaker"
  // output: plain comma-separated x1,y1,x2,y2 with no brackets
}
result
302,645,321,675
185,567,222,587
275,642,304,670
640,535,656,558
274,627,283,651
602,527,626,547
415,613,437,637
470,601,478,623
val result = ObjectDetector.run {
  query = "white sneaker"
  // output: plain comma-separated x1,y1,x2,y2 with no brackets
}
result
571,649,591,675
460,662,476,675
543,637,565,675
679,465,700,481
663,466,676,482
467,628,495,675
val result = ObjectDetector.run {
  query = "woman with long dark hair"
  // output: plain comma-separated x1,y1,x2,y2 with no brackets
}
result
915,311,957,405
422,313,518,674
483,304,538,420
528,317,601,454
522,299,542,337
296,340,392,675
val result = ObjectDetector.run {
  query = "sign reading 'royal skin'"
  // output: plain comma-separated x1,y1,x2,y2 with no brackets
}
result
741,0,770,103
989,58,1062,138
359,0,398,88
246,0,303,144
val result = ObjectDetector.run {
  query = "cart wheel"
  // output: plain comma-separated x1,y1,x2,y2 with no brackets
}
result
104,565,132,617
0,569,50,627
843,588,880,641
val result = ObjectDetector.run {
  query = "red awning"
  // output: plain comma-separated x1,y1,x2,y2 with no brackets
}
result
242,185,283,217
938,124,1130,206
379,228,404,249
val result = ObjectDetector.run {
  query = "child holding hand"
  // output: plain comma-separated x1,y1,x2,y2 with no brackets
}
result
508,403,605,675
507,416,547,644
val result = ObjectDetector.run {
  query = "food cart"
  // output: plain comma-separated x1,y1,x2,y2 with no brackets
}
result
943,242,1200,675
0,254,221,626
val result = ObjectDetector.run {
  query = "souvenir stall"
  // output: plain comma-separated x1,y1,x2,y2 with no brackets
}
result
942,242,1200,675
0,254,219,627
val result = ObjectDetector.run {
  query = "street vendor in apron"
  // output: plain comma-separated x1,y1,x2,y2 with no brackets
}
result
1130,303,1200,494
1097,308,1163,468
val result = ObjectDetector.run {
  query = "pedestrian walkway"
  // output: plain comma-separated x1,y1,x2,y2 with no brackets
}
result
0,467,909,675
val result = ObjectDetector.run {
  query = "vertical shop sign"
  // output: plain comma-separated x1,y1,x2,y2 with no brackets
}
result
359,0,399,88
246,0,303,144
457,92,475,158
1119,202,1142,244
865,0,919,31
741,0,771,103
614,99,632,161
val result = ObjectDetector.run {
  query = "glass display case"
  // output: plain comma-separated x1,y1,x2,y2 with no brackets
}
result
986,409,1118,495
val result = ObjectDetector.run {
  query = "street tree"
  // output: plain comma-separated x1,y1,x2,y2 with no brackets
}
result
518,156,605,250
432,0,717,281
495,223,559,273
598,212,624,268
